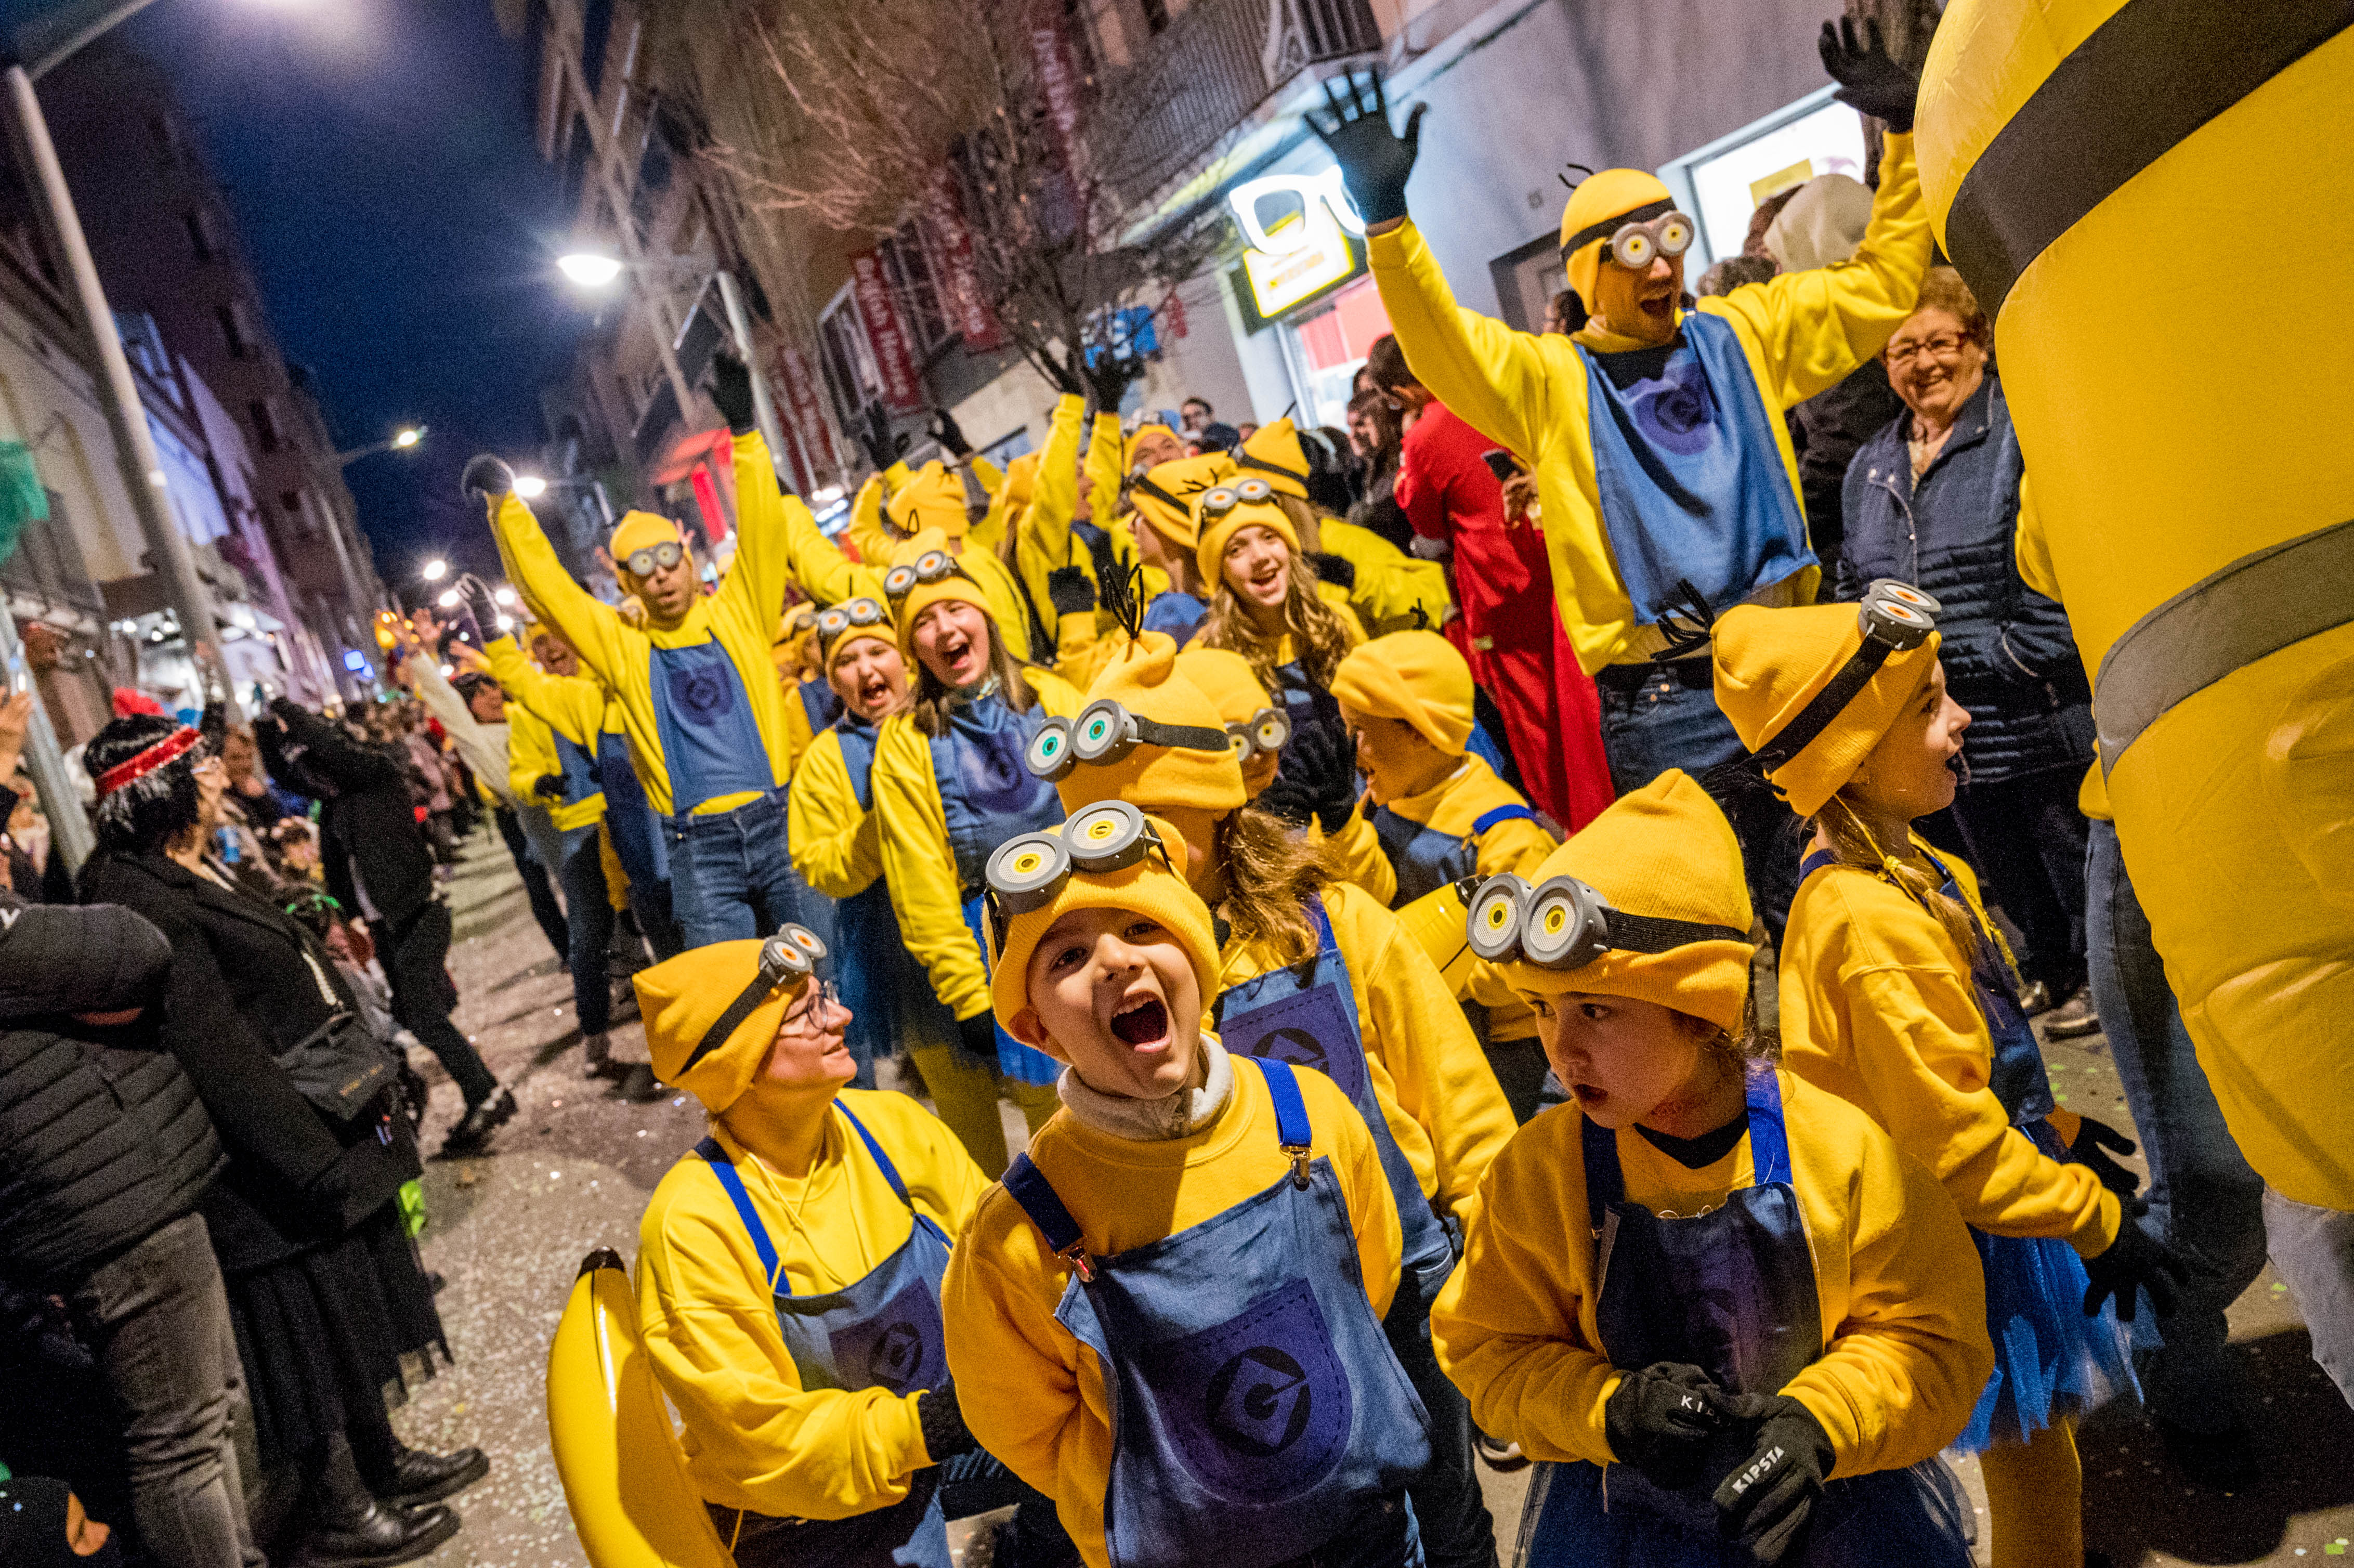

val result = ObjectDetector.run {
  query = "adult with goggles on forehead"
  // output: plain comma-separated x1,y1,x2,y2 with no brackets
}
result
1430,770,1993,1566
470,354,834,952
1711,585,2185,1568
1027,632,1513,1568
1311,20,1934,943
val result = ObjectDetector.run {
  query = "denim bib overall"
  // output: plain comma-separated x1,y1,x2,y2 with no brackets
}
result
1370,803,1541,907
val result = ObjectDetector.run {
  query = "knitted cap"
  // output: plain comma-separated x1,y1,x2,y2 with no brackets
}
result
1001,451,1040,512
1330,631,1475,754
1559,168,1675,304
1056,633,1247,815
636,939,813,1113
1126,423,1180,467
1497,770,1754,1033
1710,602,1943,818
1173,646,1273,726
883,460,971,540
890,538,996,655
988,813,1223,1028
1236,419,1312,502
1128,453,1234,550
1195,494,1300,589
609,509,684,565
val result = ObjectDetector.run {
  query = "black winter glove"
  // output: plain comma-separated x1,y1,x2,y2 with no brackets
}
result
928,407,972,459
1604,1362,1737,1488
2083,1216,2187,1323
1711,1394,1835,1566
1045,566,1098,618
1307,551,1356,591
1043,355,1085,399
708,351,757,435
1281,722,1358,836
457,574,501,647
2067,1114,2147,1215
533,774,565,800
859,401,911,473
1081,350,1143,415
461,454,515,507
918,1380,980,1462
1303,69,1427,227
1253,771,1316,830
956,1010,1002,1066
1818,15,1918,134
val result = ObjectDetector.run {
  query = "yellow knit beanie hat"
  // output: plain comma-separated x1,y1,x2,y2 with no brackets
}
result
609,509,685,568
883,460,971,539
636,932,825,1113
1173,647,1275,727
887,538,996,655
1127,452,1234,551
1330,631,1475,754
1236,419,1313,502
1195,485,1301,589
1559,168,1676,308
1048,633,1247,815
1001,451,1040,512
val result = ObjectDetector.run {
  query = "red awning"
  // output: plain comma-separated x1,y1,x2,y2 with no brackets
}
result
651,425,734,486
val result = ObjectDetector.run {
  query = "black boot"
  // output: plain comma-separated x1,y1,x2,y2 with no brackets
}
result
439,1084,516,1157
380,1444,490,1507
299,1498,459,1567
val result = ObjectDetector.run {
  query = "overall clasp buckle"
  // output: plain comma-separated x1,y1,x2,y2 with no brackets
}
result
1057,1242,1097,1284
1282,1143,1314,1190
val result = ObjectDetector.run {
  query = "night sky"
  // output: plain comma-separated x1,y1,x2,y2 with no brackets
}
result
117,0,590,589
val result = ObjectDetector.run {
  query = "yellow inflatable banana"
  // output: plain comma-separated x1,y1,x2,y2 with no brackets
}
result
1916,2,2354,1207
546,1248,735,1568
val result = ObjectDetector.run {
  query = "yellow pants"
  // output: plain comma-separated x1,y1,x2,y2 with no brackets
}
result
1978,1416,2081,1568
909,1043,1058,1177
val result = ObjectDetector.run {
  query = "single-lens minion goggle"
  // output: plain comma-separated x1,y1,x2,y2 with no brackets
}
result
816,597,888,650
1465,873,1747,972
1193,477,1278,522
1024,697,1233,781
677,923,831,1078
882,549,967,604
623,540,686,578
1225,705,1292,764
984,800,1173,956
1747,580,1943,775
1560,199,1696,270
783,605,819,639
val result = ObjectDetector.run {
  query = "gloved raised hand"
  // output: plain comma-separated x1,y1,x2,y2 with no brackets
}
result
918,1380,979,1462
533,774,565,800
858,401,910,473
1045,566,1097,618
928,407,972,460
457,574,501,646
956,1010,1002,1066
708,351,757,436
1712,1394,1835,1566
1604,1362,1737,1488
1817,15,1918,134
2083,1217,2188,1322
461,454,515,508
1081,350,1143,415
2067,1114,2148,1214
1284,722,1359,835
1043,355,1085,399
1303,68,1427,227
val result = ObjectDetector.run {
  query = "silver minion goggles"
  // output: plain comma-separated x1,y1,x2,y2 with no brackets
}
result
623,539,687,578
676,922,831,1077
1024,697,1233,782
1225,705,1293,765
784,604,819,639
816,597,888,651
1559,198,1697,270
882,549,967,605
1193,477,1278,522
983,800,1173,957
1745,579,1942,775
1464,873,1747,972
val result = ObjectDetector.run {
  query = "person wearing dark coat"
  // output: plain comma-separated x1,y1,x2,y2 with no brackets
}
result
0,897,257,1568
258,697,514,1153
1837,266,2098,1031
78,713,488,1568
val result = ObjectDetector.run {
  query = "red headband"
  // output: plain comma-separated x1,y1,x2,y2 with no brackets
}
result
95,726,203,798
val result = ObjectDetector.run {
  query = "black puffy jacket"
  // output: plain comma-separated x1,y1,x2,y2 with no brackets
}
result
0,899,224,1289
1837,373,2094,783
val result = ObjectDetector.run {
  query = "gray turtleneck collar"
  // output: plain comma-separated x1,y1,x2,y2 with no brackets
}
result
1056,1037,1234,1142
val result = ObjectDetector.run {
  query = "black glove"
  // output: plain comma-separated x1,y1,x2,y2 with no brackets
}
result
1043,355,1085,399
1254,771,1316,829
1045,566,1097,618
928,407,971,459
457,575,501,646
461,454,515,507
708,351,757,435
1712,1395,1835,1566
2067,1114,2147,1215
1303,68,1427,227
1307,551,1356,590
1604,1362,1737,1488
956,1010,1002,1066
1282,722,1358,837
858,401,910,473
533,774,565,800
2082,1216,2187,1323
1081,350,1143,414
1818,15,1918,133
918,1380,979,1462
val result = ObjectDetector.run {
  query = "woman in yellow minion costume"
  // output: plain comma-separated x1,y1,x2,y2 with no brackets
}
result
1432,772,1992,1565
869,550,1086,1171
1711,587,2186,1567
941,802,1433,1568
1236,419,1450,639
1031,630,1511,1568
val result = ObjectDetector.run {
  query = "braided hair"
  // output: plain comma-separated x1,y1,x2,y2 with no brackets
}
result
86,713,209,856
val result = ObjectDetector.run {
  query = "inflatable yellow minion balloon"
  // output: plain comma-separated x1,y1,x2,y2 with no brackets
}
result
1915,2,2354,1208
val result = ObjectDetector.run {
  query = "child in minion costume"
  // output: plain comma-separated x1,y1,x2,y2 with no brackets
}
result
1173,646,1292,802
871,460,1037,665
941,802,1434,1568
1432,772,1992,1565
1033,632,1511,1568
1236,418,1450,638
1711,588,2185,1567
1118,451,1237,643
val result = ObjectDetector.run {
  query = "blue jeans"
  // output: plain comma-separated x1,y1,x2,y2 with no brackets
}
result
2084,820,2267,1431
665,788,838,965
558,824,615,1037
2264,1189,2354,1409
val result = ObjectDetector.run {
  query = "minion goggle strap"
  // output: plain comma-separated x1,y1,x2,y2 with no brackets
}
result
883,550,966,605
1025,698,1233,781
1560,199,1695,269
1126,472,1189,515
1747,581,1943,775
623,540,687,578
984,801,1173,957
1195,478,1277,521
1235,449,1305,488
1226,705,1292,762
675,923,831,1078
1466,873,1746,971
817,597,888,654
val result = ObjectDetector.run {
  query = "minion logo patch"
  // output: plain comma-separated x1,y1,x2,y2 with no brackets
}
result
1145,1277,1351,1502
826,1282,946,1395
1216,983,1368,1104
664,649,735,725
1206,1346,1312,1456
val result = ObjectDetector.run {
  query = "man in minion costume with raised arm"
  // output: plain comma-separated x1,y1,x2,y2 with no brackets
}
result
1311,19,1932,935
469,352,828,951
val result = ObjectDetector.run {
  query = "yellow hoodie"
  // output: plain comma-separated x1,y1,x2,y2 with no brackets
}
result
484,637,609,832
786,723,882,901
1327,752,1558,910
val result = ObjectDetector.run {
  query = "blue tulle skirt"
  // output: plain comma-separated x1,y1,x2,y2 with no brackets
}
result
1954,1220,2146,1452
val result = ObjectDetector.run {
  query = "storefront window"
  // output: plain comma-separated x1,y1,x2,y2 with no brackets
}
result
1281,272,1391,430
1660,86,1866,266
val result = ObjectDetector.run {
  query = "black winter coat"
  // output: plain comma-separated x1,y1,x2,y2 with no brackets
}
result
265,700,436,929
1837,374,2094,782
0,900,224,1288
76,851,414,1273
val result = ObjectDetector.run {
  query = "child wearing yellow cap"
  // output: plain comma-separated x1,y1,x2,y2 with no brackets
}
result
1236,418,1450,638
942,803,1431,1568
1116,451,1234,644
1173,646,1288,800
1710,590,2185,1568
1431,770,1993,1566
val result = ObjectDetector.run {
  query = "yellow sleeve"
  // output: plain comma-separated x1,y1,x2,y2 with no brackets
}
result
504,706,558,804
872,716,991,1023
1367,219,1551,468
1323,807,1398,908
969,454,1003,500
723,432,809,633
1317,520,1451,635
487,491,634,694
760,471,886,608
2014,472,2061,602
1083,412,1126,526
788,729,883,900
1703,133,1931,408
1473,814,1562,883
1017,396,1091,640
483,636,598,746
846,474,893,566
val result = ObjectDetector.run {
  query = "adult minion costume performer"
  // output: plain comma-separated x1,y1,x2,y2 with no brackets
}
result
1311,28,1932,936
1913,0,2354,1395
941,804,1434,1568
1712,590,2183,1568
1432,773,1992,1566
1035,631,1512,1568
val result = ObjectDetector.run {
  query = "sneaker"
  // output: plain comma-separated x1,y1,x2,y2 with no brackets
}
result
613,1063,666,1103
582,1031,626,1080
2018,979,2055,1016
1474,1430,1527,1471
438,1085,516,1157
2043,985,2101,1039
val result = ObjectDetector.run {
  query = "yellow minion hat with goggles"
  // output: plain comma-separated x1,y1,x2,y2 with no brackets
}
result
984,801,1223,1029
817,597,895,668
1127,452,1234,552
1236,419,1314,503
1710,583,1945,818
1468,770,1754,1033
635,925,830,1113
883,460,972,540
609,510,686,572
886,544,993,654
1037,632,1247,815
1194,478,1301,588
1330,630,1476,754
1559,168,1678,308
1126,423,1181,469
1174,647,1275,729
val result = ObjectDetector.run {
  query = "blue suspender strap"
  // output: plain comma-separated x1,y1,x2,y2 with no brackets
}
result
1579,1114,1624,1237
834,1103,913,1209
1004,1154,1096,1283
698,1137,788,1296
1743,1059,1793,1187
1256,1056,1318,1190
1797,847,1840,882
1471,803,1539,836
1304,894,1339,957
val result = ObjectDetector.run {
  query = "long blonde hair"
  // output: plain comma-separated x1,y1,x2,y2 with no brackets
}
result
1811,793,1985,964
1199,552,1358,701
1213,806,1335,967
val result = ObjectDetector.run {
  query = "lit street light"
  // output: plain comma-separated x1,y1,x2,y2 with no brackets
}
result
421,559,449,582
514,474,548,499
393,427,422,448
331,424,428,467
436,590,461,609
557,250,624,288
493,585,518,606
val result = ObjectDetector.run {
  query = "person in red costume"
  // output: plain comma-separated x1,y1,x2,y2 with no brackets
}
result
1372,335,1613,832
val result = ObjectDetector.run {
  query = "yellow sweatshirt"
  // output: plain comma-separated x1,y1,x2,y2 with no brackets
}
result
1367,134,1930,675
635,1092,991,1521
1780,844,2122,1257
490,432,805,818
484,636,609,831
871,672,1088,1023
1433,1068,1992,1480
1315,517,1452,637
1219,879,1513,1225
787,724,883,901
1011,396,1115,676
1328,752,1559,910
941,1053,1401,1568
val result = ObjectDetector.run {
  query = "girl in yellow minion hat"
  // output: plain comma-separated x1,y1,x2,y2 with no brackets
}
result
943,800,1435,1568
1116,451,1233,642
1238,419,1450,637
1712,589,2182,1568
1431,769,1992,1564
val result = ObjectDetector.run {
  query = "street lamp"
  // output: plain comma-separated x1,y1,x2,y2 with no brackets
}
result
331,424,428,467
557,251,624,288
421,558,448,582
514,474,548,499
